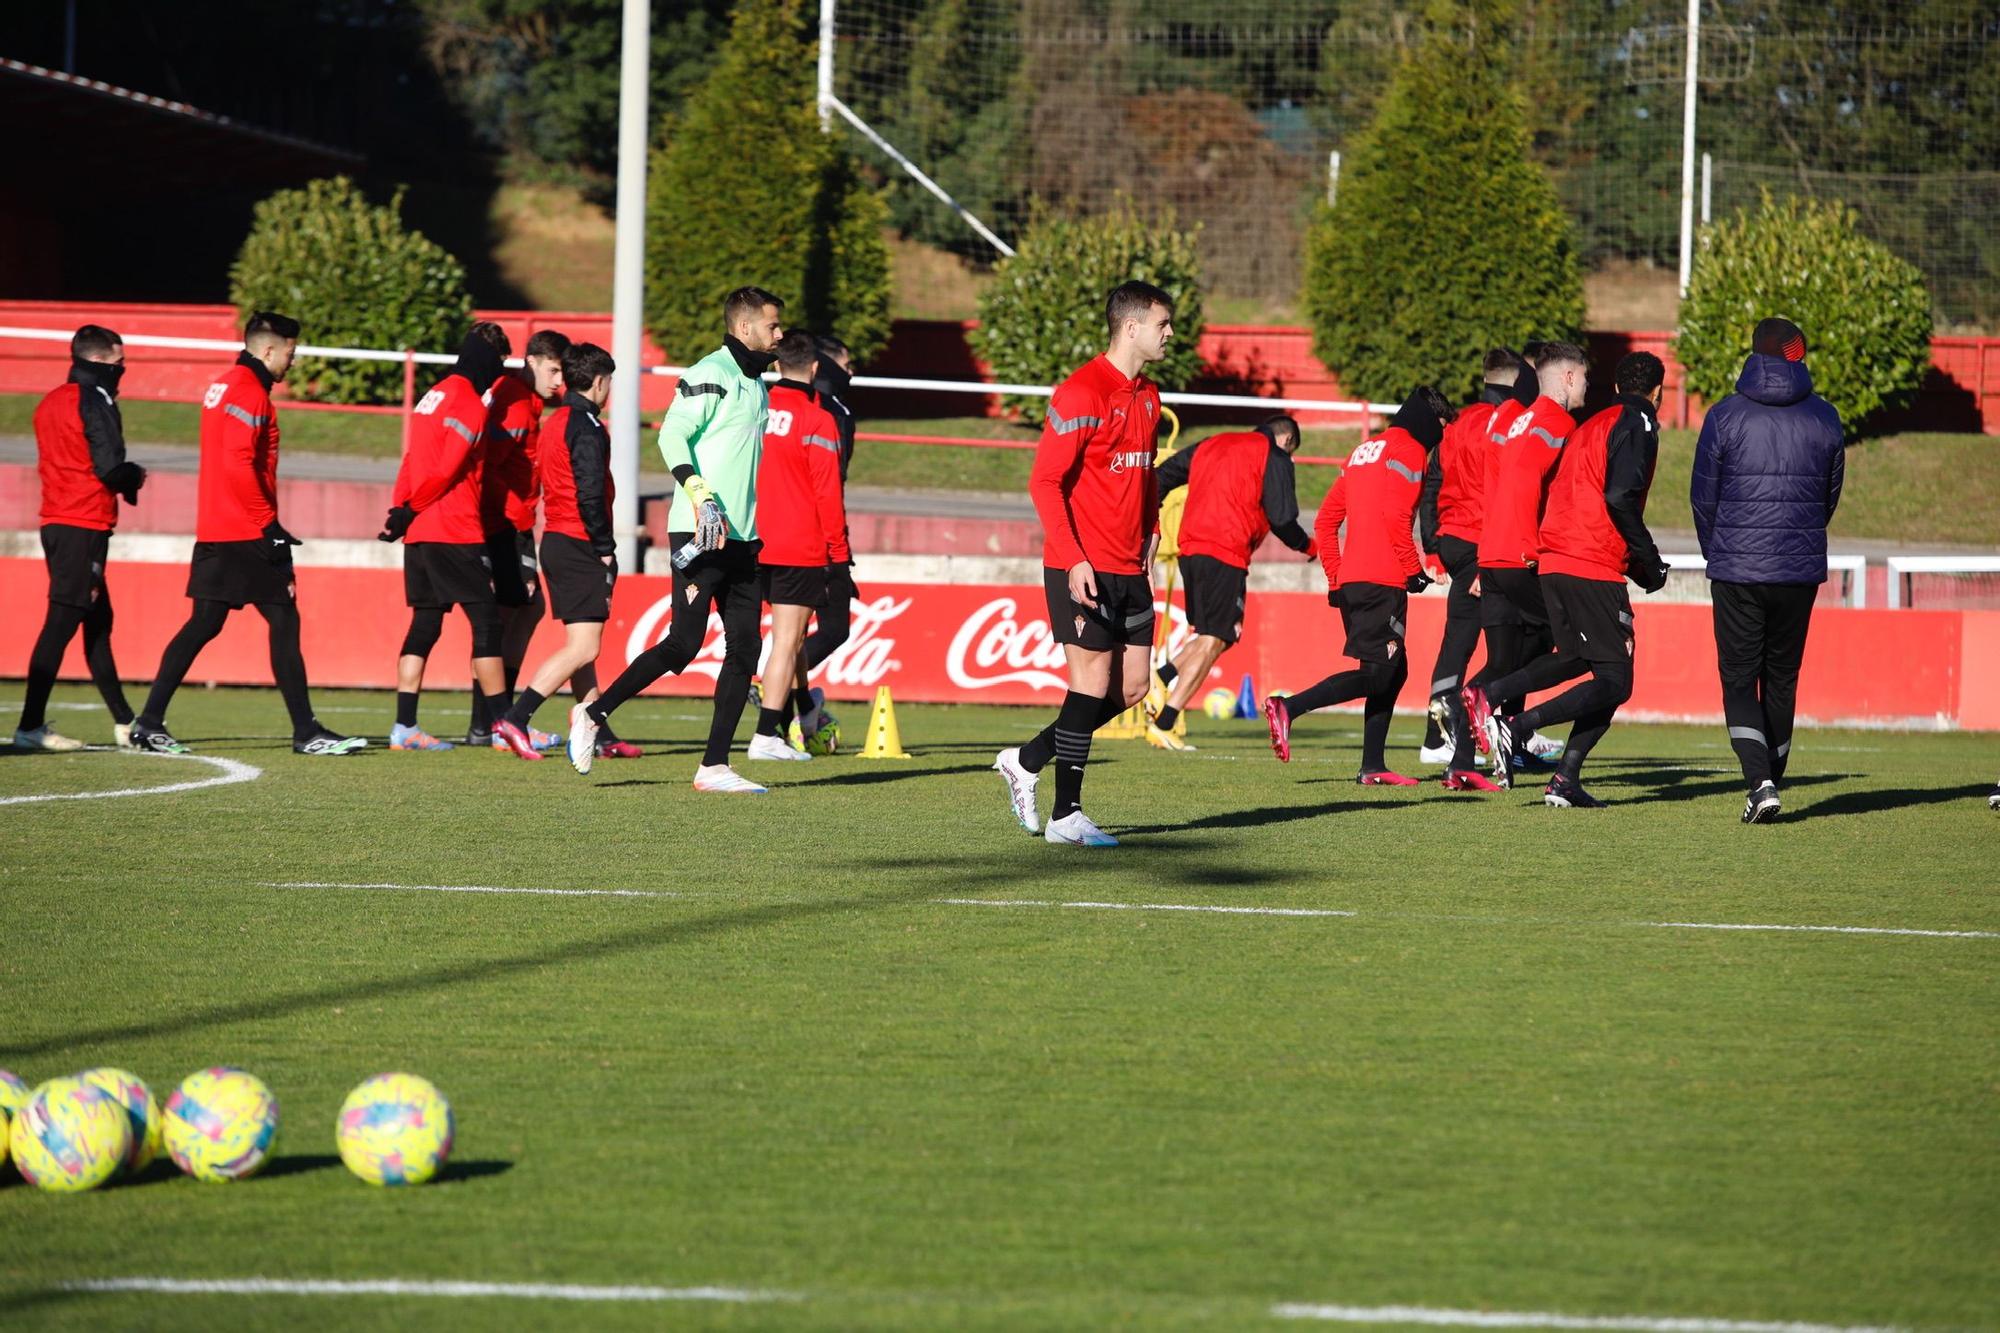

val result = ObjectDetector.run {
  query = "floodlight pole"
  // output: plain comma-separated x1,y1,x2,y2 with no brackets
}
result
610,0,650,570
1677,0,1701,297
818,0,837,130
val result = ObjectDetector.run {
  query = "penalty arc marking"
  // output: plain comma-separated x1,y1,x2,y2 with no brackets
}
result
0,752,263,806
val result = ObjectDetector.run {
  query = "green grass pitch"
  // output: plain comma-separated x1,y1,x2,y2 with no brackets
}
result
1,685,1995,1330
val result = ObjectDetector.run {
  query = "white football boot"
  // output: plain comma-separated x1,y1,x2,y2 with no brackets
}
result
1044,809,1118,848
692,764,768,793
746,733,812,762
992,747,1040,834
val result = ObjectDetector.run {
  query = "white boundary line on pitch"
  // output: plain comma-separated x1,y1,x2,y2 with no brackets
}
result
1271,1303,1899,1332
263,881,672,900
936,899,1996,940
63,1277,790,1304
0,753,262,806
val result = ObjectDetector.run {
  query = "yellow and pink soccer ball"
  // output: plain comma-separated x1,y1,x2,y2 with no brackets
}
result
81,1067,163,1175
8,1076,132,1193
336,1072,454,1186
1202,686,1238,719
0,1068,28,1174
164,1067,279,1181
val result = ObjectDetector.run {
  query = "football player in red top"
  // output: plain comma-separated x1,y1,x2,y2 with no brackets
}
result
1462,340,1592,777
747,332,850,763
493,342,624,767
15,324,143,751
1148,414,1315,750
1265,388,1454,784
466,327,569,750
377,322,512,751
1466,353,1671,806
130,313,365,756
1413,349,1526,788
993,281,1173,847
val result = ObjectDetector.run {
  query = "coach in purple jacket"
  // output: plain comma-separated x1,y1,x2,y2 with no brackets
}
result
1690,316,1845,825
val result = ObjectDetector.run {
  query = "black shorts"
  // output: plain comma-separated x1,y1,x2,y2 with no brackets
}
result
1045,566,1154,650
761,562,828,608
1179,553,1248,644
1543,572,1635,665
404,541,494,609
820,562,858,614
41,524,111,609
540,531,616,624
487,528,540,607
187,538,294,609
1478,565,1549,630
1339,583,1409,664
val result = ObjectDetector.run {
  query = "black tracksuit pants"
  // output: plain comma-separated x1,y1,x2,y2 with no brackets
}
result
1711,580,1817,788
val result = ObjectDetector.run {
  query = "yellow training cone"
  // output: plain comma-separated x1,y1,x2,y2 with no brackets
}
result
857,685,912,759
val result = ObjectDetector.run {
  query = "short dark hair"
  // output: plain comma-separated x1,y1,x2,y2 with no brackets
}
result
561,342,615,391
1256,413,1302,450
71,324,122,361
525,329,571,360
469,321,511,355
1521,340,1548,366
815,333,850,363
1482,348,1521,384
1105,280,1173,340
1614,351,1666,397
774,330,820,374
724,286,785,327
1534,340,1589,373
244,311,300,343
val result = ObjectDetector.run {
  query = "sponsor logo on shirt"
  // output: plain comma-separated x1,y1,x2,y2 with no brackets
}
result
1106,451,1153,474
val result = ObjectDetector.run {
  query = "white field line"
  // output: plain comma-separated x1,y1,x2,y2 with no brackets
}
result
264,881,671,900
1271,1304,1898,1333
64,1277,789,1304
937,899,1995,940
0,753,262,806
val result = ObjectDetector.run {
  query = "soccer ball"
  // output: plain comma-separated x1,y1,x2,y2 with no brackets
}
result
1202,687,1238,719
164,1067,279,1181
81,1067,162,1175
0,1068,26,1175
336,1072,454,1186
9,1076,132,1193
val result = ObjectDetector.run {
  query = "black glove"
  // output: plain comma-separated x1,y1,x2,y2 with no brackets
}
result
1327,587,1346,610
1405,571,1434,595
263,520,302,547
1632,558,1671,594
104,461,146,504
378,505,416,543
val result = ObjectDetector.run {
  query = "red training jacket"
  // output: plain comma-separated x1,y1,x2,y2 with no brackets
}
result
1316,426,1426,591
756,381,850,568
1029,355,1161,576
1540,400,1659,583
1434,398,1501,544
34,383,118,531
480,373,543,534
196,359,282,542
539,393,616,553
393,373,491,545
1173,431,1276,569
1477,395,1576,570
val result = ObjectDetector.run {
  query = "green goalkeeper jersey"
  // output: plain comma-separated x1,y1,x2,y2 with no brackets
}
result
661,342,769,541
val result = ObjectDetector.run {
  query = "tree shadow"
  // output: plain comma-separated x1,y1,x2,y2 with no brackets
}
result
1800,784,1989,819
1117,799,1397,837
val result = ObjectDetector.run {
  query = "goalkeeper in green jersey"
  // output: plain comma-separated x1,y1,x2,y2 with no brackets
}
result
568,286,784,792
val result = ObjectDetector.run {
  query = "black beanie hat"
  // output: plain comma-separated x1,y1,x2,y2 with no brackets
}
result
1752,317,1807,362
1390,388,1448,451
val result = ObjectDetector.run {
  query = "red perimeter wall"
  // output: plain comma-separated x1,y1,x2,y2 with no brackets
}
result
3,302,1996,433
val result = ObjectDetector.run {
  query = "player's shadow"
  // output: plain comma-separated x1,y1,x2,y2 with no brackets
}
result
1116,799,1390,837
1801,784,1990,818
1593,770,1850,802
785,763,991,787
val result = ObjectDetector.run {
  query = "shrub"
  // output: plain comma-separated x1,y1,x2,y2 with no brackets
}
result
1301,13,1583,404
228,176,474,404
973,204,1207,423
1675,192,1932,432
645,0,891,365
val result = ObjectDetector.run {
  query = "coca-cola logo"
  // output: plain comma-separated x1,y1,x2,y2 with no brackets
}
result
945,596,1189,693
623,593,910,685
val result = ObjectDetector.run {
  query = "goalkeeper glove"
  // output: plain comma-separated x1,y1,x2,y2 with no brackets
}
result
681,475,728,550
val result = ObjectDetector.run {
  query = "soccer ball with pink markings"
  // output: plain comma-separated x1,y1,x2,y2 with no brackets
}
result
336,1072,455,1186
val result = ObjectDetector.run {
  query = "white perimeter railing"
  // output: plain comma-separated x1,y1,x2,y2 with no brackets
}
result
1884,555,2000,609
1665,553,1868,608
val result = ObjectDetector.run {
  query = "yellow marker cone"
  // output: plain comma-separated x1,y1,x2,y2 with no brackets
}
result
857,685,912,759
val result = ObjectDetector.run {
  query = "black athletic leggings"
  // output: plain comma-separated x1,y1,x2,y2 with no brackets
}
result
141,599,316,739
1284,654,1410,774
20,595,131,731
1502,657,1635,779
1421,536,1482,747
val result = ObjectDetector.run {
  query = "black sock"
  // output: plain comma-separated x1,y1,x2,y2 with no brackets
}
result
1360,694,1394,773
756,706,786,738
479,689,511,734
1156,662,1178,687
1048,691,1103,820
1155,704,1181,732
396,691,419,728
470,691,490,733
792,686,815,717
1422,695,1446,748
505,687,545,731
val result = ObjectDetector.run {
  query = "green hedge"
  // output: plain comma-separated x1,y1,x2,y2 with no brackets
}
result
972,205,1206,424
228,176,473,405
1675,193,1932,433
645,0,891,366
1301,15,1582,404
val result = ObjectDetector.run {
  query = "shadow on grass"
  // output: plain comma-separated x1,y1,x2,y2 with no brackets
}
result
1117,800,1400,837
256,1153,345,1180
1801,783,1989,818
1591,770,1851,802
784,763,992,788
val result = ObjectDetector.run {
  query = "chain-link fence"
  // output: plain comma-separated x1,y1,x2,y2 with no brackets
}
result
831,1,2000,326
